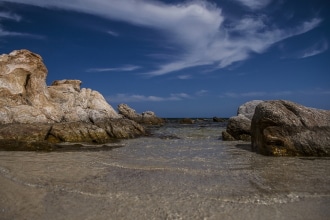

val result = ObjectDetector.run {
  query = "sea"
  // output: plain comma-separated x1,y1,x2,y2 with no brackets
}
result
0,119,329,220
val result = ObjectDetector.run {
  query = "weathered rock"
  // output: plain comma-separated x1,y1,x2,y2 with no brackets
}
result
213,117,226,122
0,49,146,149
118,103,164,125
0,50,121,124
48,80,120,122
179,118,194,124
0,119,145,150
222,100,263,141
0,49,63,123
237,100,264,120
251,100,330,156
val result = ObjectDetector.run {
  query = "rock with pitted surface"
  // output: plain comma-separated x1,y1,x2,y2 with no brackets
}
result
0,49,63,123
0,50,121,124
118,103,164,125
48,79,120,122
222,100,263,141
251,100,330,156
0,49,145,150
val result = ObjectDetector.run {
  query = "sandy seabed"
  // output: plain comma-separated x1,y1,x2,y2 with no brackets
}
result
1,124,329,220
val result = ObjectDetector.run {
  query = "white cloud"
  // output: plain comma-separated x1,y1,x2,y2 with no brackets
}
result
3,0,322,76
87,65,141,72
232,0,273,10
107,30,119,37
299,39,328,58
0,26,44,39
107,93,191,102
196,90,209,96
0,11,21,21
178,74,192,80
219,89,330,98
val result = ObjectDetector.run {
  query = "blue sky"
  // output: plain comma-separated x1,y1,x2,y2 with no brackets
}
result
0,0,329,117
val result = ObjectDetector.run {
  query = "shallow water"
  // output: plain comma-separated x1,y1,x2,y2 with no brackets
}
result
0,122,329,219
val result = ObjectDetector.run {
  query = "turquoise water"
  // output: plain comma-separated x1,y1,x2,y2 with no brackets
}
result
0,122,329,219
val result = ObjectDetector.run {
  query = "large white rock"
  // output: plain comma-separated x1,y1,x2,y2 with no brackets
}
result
0,49,120,124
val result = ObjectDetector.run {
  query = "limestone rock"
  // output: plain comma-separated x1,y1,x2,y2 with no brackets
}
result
118,104,164,125
48,80,120,122
0,49,146,149
251,100,330,156
222,100,263,141
0,49,121,124
0,49,63,123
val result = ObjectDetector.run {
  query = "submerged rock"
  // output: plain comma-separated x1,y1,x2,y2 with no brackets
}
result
179,118,194,124
222,100,263,141
251,100,330,156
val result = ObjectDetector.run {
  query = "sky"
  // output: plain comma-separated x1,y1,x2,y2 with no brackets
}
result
0,0,329,118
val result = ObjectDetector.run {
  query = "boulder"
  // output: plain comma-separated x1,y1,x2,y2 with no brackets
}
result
0,49,121,124
0,119,145,151
251,100,330,156
118,103,164,125
222,100,263,141
0,49,63,123
48,80,120,122
179,118,194,124
213,117,226,122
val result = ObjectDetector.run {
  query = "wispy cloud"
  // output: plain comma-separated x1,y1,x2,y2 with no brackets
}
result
299,39,328,58
220,89,330,98
196,90,209,96
107,93,192,103
0,11,22,21
232,0,273,10
177,75,192,80
0,11,44,39
107,30,119,37
4,0,322,76
0,26,44,39
87,65,141,73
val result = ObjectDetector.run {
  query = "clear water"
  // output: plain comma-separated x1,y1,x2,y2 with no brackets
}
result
0,122,329,219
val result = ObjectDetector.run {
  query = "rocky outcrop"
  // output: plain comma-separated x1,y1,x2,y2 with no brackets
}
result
222,100,263,141
118,103,164,125
48,79,120,122
251,100,330,156
0,119,145,151
0,50,121,124
0,49,145,149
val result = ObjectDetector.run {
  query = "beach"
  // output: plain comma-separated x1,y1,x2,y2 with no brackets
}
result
0,122,329,219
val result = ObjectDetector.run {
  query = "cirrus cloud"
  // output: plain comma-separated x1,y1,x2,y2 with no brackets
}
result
3,0,322,76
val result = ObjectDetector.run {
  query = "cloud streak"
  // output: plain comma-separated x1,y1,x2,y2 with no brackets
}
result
87,65,141,73
299,39,328,58
107,93,192,103
220,89,330,98
0,11,22,21
233,0,273,10
3,0,322,76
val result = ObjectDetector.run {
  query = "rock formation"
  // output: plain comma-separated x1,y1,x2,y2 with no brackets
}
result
222,100,263,141
251,100,330,156
118,103,164,125
0,49,145,150
48,79,120,123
